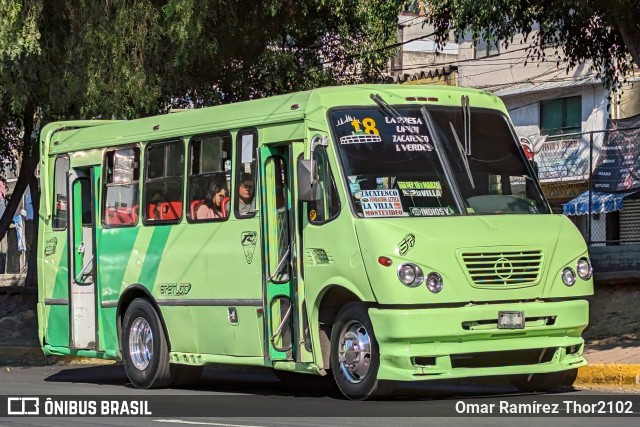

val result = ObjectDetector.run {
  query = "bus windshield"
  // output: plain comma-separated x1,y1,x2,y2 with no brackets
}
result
329,106,549,218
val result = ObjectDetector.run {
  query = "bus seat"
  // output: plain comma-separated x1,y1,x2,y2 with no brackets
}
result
116,207,134,225
131,205,139,223
105,207,119,225
158,201,182,220
190,199,204,219
147,203,157,220
222,197,230,217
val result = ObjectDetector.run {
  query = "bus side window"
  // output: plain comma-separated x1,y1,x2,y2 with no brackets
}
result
143,140,184,224
307,147,340,224
187,132,232,223
52,156,70,230
235,129,258,218
102,147,140,227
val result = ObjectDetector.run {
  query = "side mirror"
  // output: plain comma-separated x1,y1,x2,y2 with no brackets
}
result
297,158,317,202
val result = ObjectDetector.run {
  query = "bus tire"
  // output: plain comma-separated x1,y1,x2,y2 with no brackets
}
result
121,298,172,389
329,302,390,400
509,369,575,392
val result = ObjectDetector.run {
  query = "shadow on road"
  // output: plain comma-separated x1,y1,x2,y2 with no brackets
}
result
43,363,579,401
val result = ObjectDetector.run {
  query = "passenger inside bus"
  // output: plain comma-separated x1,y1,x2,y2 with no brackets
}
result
195,179,229,219
237,173,255,215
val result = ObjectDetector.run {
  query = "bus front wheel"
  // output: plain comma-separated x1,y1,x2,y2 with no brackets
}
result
121,298,172,389
329,302,392,400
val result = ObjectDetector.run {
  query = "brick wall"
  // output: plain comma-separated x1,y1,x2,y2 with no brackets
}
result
590,245,640,284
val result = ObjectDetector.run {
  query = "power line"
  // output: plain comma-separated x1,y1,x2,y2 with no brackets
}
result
398,44,559,73
398,14,426,26
320,30,438,65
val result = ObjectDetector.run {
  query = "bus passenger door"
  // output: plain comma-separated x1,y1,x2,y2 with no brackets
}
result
259,145,297,361
68,167,98,350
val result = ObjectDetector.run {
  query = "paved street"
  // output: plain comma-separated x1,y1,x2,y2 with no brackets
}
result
0,364,639,426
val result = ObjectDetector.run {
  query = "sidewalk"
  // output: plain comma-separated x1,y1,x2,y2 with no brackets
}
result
578,343,640,389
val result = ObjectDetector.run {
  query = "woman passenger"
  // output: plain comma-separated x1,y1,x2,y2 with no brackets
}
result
196,180,228,219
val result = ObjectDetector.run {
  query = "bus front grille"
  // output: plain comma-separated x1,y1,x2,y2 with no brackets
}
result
461,250,543,287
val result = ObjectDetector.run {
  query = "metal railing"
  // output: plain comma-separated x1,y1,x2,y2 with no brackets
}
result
532,123,640,246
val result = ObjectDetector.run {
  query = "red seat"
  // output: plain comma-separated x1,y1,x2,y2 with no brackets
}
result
116,208,133,224
158,201,182,220
221,197,230,217
105,206,136,226
190,199,203,219
147,203,157,220
105,207,119,225
131,205,139,223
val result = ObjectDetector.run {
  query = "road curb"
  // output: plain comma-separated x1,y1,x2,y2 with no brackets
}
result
576,364,640,389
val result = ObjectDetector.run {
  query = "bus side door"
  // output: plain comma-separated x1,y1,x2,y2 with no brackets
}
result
68,167,99,350
259,145,297,361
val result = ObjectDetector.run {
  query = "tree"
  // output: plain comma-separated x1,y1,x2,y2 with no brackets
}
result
423,0,640,89
0,0,404,285
0,0,63,285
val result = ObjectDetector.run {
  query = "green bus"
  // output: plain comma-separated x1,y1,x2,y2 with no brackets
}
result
37,84,592,400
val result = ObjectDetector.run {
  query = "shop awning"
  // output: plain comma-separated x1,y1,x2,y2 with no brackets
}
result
563,190,637,216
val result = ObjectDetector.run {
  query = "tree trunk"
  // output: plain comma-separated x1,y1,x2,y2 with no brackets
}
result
25,173,40,287
0,102,38,284
616,21,640,70
609,1,640,70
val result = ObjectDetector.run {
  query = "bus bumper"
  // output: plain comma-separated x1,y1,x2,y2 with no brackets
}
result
368,299,588,381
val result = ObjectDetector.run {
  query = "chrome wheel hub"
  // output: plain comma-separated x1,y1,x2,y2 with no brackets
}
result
337,321,372,383
129,317,153,370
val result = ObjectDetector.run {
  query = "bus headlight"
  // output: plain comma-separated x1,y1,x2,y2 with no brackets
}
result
397,263,424,287
562,267,577,287
426,272,443,293
576,257,592,280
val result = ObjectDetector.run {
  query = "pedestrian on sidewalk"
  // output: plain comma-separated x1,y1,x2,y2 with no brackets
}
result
0,176,8,274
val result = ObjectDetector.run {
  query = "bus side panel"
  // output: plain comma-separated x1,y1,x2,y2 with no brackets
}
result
136,225,199,353
96,227,149,350
41,229,71,347
168,218,263,357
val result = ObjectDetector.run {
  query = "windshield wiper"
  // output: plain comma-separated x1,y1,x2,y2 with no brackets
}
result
420,107,468,216
449,122,475,190
370,93,434,151
462,95,471,156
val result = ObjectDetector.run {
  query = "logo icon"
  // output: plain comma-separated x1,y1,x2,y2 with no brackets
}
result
494,257,513,280
241,231,257,264
7,397,40,415
398,234,416,256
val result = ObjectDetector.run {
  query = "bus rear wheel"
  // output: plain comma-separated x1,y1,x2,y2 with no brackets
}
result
121,298,172,389
329,302,392,400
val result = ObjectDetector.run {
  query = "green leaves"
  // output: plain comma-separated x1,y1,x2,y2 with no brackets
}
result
0,1,42,60
0,0,404,165
424,0,640,92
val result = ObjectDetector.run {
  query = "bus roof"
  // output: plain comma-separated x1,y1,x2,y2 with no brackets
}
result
41,84,505,155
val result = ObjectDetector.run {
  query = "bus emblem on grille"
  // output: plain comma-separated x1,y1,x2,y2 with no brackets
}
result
494,257,513,279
